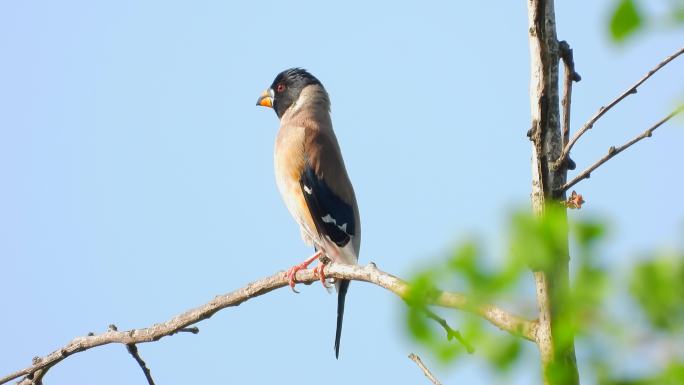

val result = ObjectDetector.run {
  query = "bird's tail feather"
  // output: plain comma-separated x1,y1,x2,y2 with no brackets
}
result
334,279,350,359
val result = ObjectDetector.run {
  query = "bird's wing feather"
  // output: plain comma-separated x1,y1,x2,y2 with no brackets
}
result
299,163,356,248
298,119,358,250
271,80,359,359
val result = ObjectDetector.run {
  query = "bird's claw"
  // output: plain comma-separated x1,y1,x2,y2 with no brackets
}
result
285,250,327,293
286,264,306,294
313,263,332,289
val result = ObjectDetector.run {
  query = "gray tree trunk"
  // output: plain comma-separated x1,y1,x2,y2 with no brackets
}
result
526,0,580,384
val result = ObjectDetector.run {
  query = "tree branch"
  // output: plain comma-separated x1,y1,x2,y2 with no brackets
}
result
408,353,442,385
558,40,581,171
556,46,684,167
14,358,49,385
527,1,579,384
1,263,536,385
126,344,155,385
559,105,684,193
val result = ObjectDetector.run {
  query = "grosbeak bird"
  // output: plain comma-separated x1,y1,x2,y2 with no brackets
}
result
257,68,360,358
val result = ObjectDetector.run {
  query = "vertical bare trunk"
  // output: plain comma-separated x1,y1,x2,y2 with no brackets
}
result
526,0,579,384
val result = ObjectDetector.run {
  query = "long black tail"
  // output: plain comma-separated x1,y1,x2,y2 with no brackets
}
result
334,279,351,359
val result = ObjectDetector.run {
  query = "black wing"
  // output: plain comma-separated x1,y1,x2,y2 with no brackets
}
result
299,164,356,248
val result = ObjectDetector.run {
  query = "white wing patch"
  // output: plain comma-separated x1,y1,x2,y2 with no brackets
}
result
321,214,349,234
303,184,313,195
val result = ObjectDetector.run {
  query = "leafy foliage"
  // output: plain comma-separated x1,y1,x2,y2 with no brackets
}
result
608,0,684,42
404,207,684,383
630,253,684,331
610,0,643,42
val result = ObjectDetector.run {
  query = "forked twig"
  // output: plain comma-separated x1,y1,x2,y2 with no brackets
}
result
559,105,684,193
556,46,684,168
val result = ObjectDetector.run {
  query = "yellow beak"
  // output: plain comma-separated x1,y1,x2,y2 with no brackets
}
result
256,89,273,108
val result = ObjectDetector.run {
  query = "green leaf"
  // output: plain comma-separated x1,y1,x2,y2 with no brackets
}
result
485,337,522,371
509,206,568,271
674,6,684,23
574,220,606,248
447,241,484,284
630,255,684,330
610,0,643,42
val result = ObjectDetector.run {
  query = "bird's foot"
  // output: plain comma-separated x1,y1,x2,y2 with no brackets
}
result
285,250,323,293
285,264,305,293
312,262,332,289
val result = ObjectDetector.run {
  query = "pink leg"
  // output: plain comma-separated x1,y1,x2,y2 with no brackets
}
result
312,262,331,288
286,250,323,293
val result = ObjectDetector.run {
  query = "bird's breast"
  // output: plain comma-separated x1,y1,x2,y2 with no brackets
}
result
274,125,316,237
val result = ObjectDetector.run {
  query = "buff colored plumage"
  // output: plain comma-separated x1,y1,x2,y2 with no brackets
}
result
257,68,360,359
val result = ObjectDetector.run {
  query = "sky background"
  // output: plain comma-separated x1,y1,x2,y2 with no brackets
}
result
1,1,683,384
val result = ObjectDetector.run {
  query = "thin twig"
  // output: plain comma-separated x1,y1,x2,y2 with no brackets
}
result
1,263,536,385
559,40,581,170
556,46,684,167
422,307,475,353
126,344,155,385
408,353,442,385
559,105,684,193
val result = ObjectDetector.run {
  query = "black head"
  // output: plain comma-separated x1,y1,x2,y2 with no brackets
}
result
256,68,323,118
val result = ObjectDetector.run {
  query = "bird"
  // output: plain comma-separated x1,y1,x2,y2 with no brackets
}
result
256,68,360,359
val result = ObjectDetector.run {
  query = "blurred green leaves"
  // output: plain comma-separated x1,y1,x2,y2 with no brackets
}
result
569,219,610,335
608,0,684,43
630,253,684,331
610,0,643,43
405,255,473,362
510,204,569,271
404,206,610,373
600,361,684,385
403,206,684,382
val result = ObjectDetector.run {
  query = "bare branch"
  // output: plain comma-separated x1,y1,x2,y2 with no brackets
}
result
1,263,536,385
408,353,442,385
559,105,684,193
13,360,50,385
126,344,155,385
559,40,581,171
557,46,684,167
14,358,49,385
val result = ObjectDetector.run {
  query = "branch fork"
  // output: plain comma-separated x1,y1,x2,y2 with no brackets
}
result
554,46,684,174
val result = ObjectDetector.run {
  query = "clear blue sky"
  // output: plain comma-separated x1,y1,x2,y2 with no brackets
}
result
1,1,682,384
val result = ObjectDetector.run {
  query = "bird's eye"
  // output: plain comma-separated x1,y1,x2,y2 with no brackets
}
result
276,83,286,93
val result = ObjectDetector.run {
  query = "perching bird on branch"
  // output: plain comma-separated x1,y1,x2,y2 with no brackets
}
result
256,68,361,359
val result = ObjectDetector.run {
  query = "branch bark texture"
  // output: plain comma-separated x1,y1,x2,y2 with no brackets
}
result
527,1,579,384
1,263,535,385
